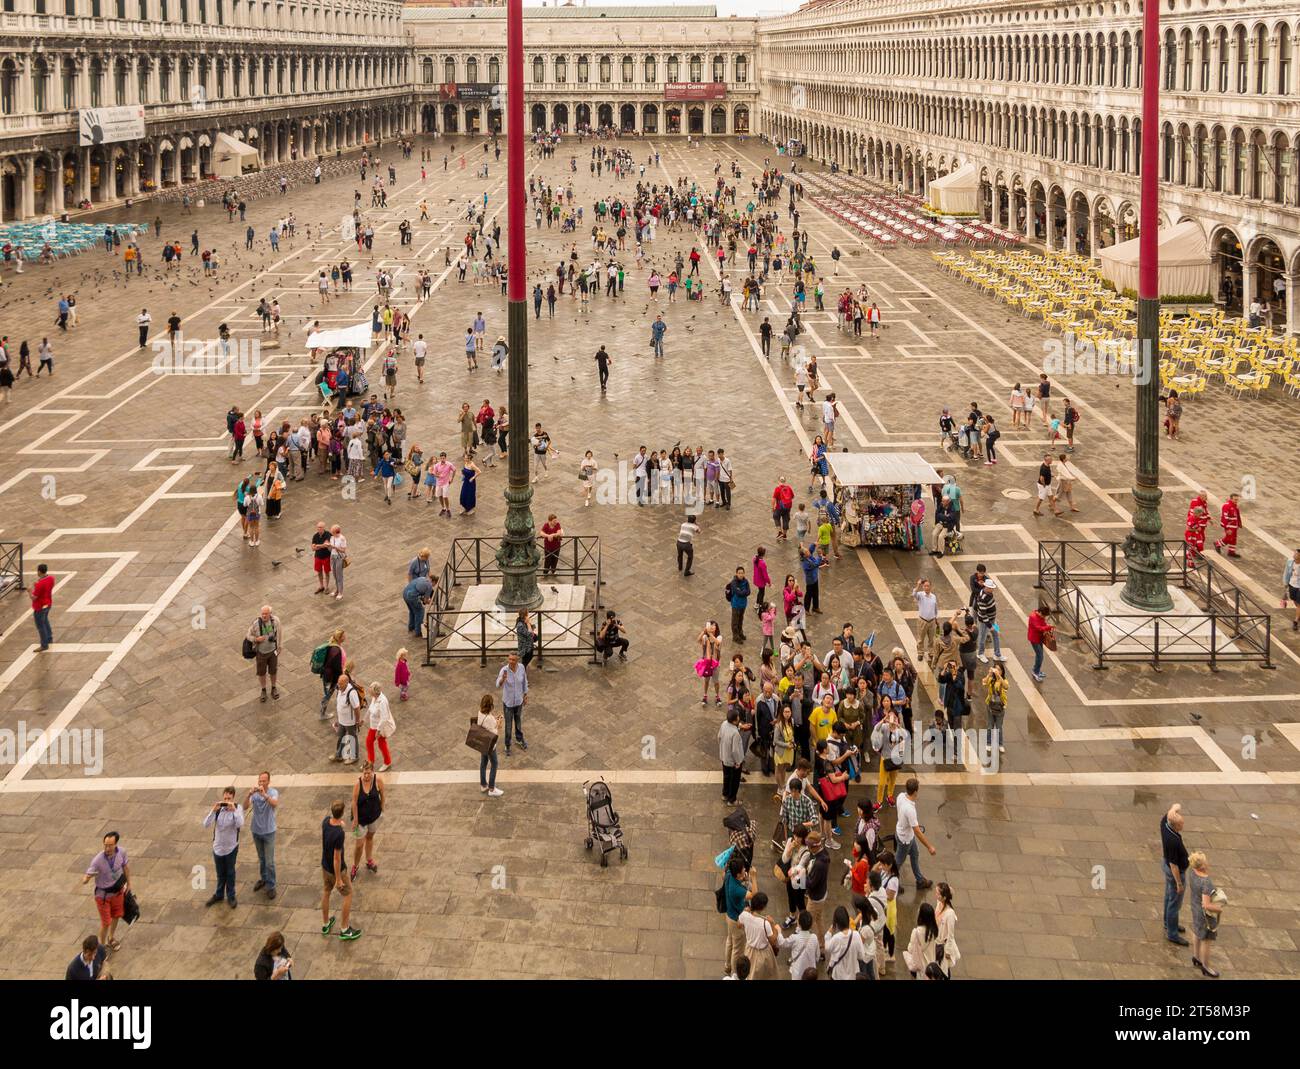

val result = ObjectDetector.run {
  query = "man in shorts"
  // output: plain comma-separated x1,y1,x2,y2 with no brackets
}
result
1285,548,1300,632
321,800,361,941
311,521,333,593
771,478,794,541
1033,455,1063,517
431,452,455,517
412,333,427,384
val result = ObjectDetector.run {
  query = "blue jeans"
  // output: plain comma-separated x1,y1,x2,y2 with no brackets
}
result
504,704,525,748
652,338,664,357
33,607,52,648
253,832,276,891
405,594,425,633
895,836,925,884
480,748,498,788
213,848,238,901
1031,642,1045,676
1163,866,1185,939
976,619,1002,658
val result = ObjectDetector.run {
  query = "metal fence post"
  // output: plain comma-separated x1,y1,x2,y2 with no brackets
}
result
1208,614,1217,672
479,612,487,668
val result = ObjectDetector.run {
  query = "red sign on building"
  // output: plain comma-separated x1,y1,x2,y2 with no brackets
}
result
664,83,727,102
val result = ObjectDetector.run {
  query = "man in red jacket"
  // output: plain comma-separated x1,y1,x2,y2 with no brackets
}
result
31,562,54,651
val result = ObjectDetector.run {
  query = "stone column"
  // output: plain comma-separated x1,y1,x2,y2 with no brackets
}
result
50,157,65,216
78,146,92,204
1286,272,1298,335
20,155,35,219
1241,257,1257,311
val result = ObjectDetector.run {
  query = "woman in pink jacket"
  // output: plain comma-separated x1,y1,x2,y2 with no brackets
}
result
752,547,771,620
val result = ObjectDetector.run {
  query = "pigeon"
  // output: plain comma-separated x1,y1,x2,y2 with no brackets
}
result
271,560,282,568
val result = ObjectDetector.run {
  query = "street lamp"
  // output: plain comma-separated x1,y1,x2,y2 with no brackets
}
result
1121,0,1173,612
495,0,543,614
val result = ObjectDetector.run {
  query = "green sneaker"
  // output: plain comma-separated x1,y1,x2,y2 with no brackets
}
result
321,916,336,936
339,926,362,942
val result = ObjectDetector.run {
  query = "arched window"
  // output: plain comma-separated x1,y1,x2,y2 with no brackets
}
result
1236,26,1249,93
712,54,724,82
736,54,747,82
1181,29,1193,91
62,58,77,110
32,57,48,113
1,60,17,115
489,56,499,84
114,58,128,105
444,57,455,83
421,58,433,84
667,55,678,82
577,54,589,82
532,55,543,84
1255,25,1268,93
1164,29,1177,90
598,55,610,83
622,55,633,82
689,54,702,82
137,58,150,105
556,55,567,83
1217,28,1230,93
1280,25,1293,95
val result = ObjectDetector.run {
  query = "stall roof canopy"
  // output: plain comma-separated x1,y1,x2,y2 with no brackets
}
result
828,451,943,486
306,322,374,350
1097,220,1212,296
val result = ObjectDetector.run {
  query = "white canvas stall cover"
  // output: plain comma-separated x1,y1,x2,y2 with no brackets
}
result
928,162,979,214
306,322,374,349
1097,220,1212,296
828,452,943,487
213,132,260,178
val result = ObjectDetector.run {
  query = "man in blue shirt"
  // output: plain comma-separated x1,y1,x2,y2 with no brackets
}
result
245,772,280,900
800,546,825,614
726,566,751,643
203,787,244,909
650,315,667,357
722,854,754,979
495,651,529,756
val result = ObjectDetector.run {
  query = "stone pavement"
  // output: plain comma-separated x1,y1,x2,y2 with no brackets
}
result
0,136,1297,980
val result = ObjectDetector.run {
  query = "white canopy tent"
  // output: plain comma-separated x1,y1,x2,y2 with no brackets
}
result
307,321,374,350
212,132,260,178
1097,220,1212,296
927,162,979,215
828,452,943,487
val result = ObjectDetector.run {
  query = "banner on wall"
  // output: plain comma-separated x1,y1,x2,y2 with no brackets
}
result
439,82,499,102
78,106,146,147
664,83,727,102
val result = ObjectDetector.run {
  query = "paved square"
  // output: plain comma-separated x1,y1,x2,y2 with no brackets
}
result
1,135,1298,981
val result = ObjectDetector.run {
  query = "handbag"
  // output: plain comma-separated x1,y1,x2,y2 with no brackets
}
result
818,775,847,802
241,637,256,659
122,890,140,926
465,719,497,756
1044,627,1058,652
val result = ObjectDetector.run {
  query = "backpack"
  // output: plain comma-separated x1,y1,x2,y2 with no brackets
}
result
309,643,330,675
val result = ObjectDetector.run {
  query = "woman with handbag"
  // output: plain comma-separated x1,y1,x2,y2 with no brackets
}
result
473,694,503,797
365,681,396,772
982,663,1010,756
870,703,908,811
1027,605,1053,683
814,738,849,850
903,902,941,978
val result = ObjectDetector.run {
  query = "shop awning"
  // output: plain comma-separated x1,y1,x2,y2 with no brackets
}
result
306,322,374,350
927,162,979,215
1097,220,1212,297
828,452,943,487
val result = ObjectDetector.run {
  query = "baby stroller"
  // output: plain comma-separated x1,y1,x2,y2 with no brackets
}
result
583,778,628,867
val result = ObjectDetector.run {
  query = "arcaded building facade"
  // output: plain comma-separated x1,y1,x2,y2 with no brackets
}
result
757,0,1300,321
0,0,412,220
406,4,757,138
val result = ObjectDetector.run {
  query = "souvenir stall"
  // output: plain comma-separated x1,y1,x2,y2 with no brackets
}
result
306,321,373,405
828,452,943,550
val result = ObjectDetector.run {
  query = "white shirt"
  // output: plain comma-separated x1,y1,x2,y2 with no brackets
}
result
822,399,836,425
368,692,394,733
677,520,700,544
335,684,360,727
738,910,777,950
413,339,428,361
824,929,868,979
913,590,938,621
895,792,920,844
137,312,151,327
786,929,821,979
717,458,732,485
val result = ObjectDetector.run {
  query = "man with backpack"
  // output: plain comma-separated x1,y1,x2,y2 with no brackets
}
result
246,605,281,703
331,673,361,764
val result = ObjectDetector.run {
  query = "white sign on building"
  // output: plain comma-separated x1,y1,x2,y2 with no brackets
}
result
78,106,147,147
